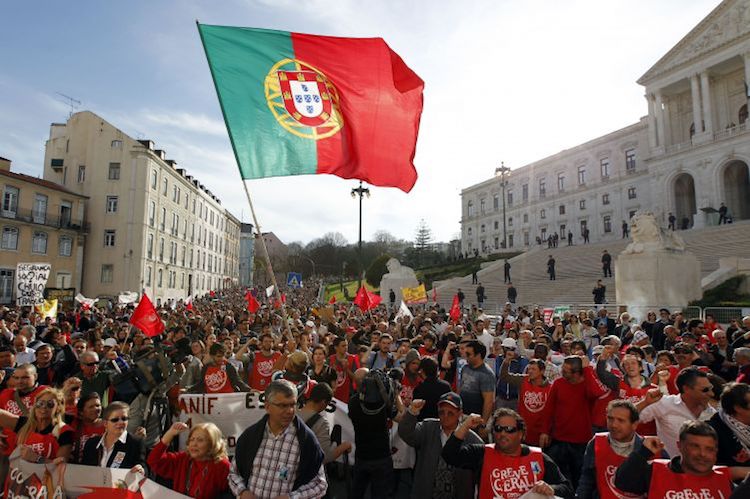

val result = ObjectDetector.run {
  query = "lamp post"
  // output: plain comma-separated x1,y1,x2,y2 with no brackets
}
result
495,162,511,249
351,181,370,289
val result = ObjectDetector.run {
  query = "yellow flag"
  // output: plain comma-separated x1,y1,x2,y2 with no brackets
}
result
401,284,427,304
35,299,58,321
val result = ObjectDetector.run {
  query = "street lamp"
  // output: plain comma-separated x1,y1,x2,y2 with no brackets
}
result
495,162,511,250
351,180,370,289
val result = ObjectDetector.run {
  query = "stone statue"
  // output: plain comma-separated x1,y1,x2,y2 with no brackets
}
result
380,258,419,306
622,211,686,254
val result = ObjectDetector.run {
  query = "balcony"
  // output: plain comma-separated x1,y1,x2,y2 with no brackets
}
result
0,207,89,233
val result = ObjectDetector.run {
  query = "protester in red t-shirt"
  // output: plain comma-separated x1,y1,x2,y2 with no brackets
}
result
329,337,358,402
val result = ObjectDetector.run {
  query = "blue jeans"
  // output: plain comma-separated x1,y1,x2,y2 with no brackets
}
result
351,456,394,499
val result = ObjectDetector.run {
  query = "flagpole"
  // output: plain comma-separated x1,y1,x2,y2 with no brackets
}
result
241,180,292,338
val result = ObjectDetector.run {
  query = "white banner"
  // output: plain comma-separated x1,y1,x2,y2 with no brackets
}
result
118,291,139,304
7,450,190,498
15,263,51,307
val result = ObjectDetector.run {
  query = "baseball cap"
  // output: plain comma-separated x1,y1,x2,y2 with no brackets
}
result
592,345,605,355
501,338,517,349
438,392,462,410
633,331,649,343
103,338,118,348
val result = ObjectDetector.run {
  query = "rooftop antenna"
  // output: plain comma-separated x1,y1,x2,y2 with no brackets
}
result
56,92,81,118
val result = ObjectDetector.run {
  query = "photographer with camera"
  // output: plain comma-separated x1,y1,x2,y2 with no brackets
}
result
348,368,404,499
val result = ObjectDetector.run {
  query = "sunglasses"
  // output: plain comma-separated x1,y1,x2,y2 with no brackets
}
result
108,416,129,423
493,425,520,434
83,362,98,367
34,400,57,409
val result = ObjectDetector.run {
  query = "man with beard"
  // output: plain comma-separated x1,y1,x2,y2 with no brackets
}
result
442,408,573,498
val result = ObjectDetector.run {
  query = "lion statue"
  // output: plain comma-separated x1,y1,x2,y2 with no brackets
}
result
622,212,686,254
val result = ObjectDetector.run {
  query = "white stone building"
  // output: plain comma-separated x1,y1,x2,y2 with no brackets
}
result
42,111,241,303
461,0,750,255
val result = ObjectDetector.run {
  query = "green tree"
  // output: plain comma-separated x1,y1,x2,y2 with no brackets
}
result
366,253,392,287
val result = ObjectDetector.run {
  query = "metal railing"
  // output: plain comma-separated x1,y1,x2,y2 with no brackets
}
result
0,207,89,233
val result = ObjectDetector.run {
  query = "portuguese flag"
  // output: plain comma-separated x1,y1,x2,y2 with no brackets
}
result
197,24,424,193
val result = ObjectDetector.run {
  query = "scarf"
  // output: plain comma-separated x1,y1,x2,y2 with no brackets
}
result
610,435,636,457
719,409,750,454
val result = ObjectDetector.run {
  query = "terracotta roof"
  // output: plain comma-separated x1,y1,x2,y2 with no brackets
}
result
0,169,88,198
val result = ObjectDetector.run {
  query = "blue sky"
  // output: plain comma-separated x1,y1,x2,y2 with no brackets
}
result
0,0,720,245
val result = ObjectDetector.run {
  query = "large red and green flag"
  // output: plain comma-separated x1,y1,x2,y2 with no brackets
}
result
197,24,424,192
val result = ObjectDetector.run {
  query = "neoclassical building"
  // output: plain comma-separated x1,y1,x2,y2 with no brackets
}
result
461,0,750,255
42,111,241,303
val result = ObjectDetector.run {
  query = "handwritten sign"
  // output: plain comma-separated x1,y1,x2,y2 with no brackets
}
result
16,263,51,307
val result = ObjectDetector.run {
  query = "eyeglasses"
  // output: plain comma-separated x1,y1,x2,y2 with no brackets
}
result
34,400,57,409
108,416,129,423
493,425,520,434
83,362,98,367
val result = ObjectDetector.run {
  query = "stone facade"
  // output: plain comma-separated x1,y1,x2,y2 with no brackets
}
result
461,0,750,255
42,111,241,303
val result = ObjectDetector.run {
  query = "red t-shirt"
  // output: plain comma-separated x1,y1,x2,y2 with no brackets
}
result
330,354,359,402
248,351,281,391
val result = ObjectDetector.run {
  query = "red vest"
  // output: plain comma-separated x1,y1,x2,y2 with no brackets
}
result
479,445,545,499
593,434,644,499
204,363,234,394
518,378,551,446
618,380,657,436
648,460,731,499
330,354,358,402
248,351,280,391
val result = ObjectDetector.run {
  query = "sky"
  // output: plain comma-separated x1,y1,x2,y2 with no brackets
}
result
0,0,721,246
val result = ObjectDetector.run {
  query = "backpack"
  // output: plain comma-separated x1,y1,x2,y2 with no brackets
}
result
358,369,396,416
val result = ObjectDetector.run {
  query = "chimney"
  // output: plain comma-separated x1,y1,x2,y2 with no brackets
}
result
138,139,154,150
0,157,10,172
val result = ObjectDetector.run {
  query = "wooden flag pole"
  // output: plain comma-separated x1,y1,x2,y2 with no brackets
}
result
241,180,292,338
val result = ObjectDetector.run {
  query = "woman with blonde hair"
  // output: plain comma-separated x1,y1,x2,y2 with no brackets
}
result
0,387,74,463
147,421,230,499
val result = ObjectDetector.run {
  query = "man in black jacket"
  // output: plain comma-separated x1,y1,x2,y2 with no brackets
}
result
229,379,327,498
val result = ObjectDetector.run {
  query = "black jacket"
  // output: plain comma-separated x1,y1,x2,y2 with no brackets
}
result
81,432,147,470
234,414,323,492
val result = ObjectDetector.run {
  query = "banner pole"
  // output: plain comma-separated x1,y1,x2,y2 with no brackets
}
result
241,180,292,338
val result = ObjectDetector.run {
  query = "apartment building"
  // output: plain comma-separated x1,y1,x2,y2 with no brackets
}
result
0,157,88,304
42,111,240,303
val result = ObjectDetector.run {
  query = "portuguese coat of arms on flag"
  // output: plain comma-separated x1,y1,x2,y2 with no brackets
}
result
197,24,424,192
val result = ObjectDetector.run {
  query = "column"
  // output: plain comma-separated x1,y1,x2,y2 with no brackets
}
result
654,91,666,148
700,71,713,135
690,74,703,137
646,94,658,149
744,53,750,103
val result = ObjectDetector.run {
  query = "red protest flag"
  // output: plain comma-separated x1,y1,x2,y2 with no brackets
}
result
185,295,194,311
281,293,287,304
247,294,260,313
449,294,461,323
354,286,382,312
432,287,437,303
328,295,336,304
129,294,165,337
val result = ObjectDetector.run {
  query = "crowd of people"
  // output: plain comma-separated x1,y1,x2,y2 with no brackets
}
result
1,283,750,498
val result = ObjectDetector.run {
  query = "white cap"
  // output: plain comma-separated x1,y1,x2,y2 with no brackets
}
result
501,338,517,348
103,338,118,348
305,320,315,328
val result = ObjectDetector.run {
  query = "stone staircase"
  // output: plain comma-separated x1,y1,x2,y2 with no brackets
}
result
434,220,750,311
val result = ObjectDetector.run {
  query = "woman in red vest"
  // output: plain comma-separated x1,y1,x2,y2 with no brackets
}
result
596,352,658,436
148,421,230,499
68,392,104,464
0,387,74,464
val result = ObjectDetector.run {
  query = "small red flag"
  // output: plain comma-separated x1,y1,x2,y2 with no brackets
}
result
281,293,287,304
129,294,165,338
449,294,461,323
209,290,216,298
185,295,194,311
432,287,437,303
354,286,382,312
247,294,260,313
328,295,336,304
